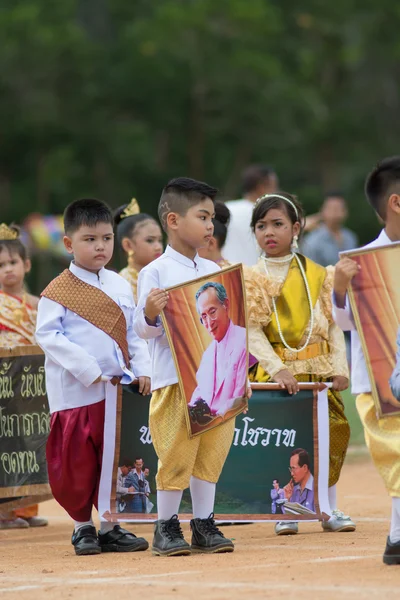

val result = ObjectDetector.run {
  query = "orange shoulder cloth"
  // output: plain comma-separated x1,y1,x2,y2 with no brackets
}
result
41,269,130,367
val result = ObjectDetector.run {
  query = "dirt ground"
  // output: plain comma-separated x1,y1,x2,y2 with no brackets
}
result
1,454,399,600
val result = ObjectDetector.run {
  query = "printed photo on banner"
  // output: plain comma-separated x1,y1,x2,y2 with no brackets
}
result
100,383,331,522
161,264,248,437
343,242,400,417
0,346,52,516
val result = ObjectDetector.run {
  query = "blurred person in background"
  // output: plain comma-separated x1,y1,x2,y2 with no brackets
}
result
0,223,48,530
302,192,358,267
198,201,231,268
223,164,278,266
114,199,163,302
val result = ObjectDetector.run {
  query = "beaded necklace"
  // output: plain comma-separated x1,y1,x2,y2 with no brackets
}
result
263,253,314,353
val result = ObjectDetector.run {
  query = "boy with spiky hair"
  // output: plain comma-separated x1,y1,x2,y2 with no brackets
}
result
134,177,242,557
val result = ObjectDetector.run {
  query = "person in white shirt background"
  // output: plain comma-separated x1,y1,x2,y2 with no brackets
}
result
223,164,278,266
332,156,400,565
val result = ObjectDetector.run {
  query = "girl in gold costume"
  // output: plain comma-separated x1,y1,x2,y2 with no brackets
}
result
244,193,355,535
0,223,48,529
198,201,231,268
114,200,163,302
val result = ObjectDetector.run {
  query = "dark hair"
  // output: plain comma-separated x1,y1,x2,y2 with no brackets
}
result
365,156,400,220
212,201,231,248
250,192,305,232
291,448,310,469
158,177,218,231
324,190,345,201
114,206,158,253
273,479,280,485
120,457,133,468
0,225,29,261
143,466,150,471
63,198,113,235
241,164,275,195
134,457,143,463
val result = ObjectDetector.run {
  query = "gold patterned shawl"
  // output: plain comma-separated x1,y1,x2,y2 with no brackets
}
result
41,269,130,367
119,266,139,303
0,291,37,347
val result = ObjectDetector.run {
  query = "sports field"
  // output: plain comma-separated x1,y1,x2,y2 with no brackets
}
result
1,396,398,600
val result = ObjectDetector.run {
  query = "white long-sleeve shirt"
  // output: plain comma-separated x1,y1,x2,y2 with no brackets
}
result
133,245,220,391
223,199,259,266
36,262,151,413
332,229,392,394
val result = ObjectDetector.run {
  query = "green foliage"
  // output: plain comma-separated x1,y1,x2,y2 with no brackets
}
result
1,0,399,243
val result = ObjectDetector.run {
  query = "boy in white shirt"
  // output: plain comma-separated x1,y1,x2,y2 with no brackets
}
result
36,199,151,556
134,177,248,556
332,156,400,565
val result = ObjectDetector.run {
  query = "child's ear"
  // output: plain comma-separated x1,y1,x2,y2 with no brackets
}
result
24,259,32,274
166,212,179,230
63,236,74,255
293,221,301,237
389,193,400,214
121,237,134,254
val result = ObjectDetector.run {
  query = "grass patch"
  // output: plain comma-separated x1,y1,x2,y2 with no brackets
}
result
342,388,365,446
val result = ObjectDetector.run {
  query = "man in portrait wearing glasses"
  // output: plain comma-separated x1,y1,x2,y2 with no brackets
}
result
284,448,315,511
275,448,315,536
188,282,247,424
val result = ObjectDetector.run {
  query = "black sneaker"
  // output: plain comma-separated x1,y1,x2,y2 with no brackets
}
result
71,525,101,556
98,525,149,553
383,536,400,565
190,513,234,554
152,514,191,557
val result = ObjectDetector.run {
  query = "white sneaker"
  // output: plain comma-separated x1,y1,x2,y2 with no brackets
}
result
25,517,49,528
0,518,29,530
275,521,298,536
322,509,356,532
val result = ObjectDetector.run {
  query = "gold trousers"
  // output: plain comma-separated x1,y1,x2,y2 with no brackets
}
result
149,384,235,490
250,366,350,487
357,393,400,496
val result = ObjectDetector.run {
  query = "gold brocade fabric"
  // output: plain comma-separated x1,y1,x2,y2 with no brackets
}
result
356,394,400,496
267,255,326,346
244,259,349,379
0,291,37,347
41,269,130,367
149,384,235,490
249,369,350,487
119,266,139,303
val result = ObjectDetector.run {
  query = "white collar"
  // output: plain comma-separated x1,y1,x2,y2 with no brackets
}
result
165,245,200,268
70,261,105,283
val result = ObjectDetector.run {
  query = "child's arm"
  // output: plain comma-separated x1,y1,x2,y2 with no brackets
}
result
133,268,168,340
35,297,102,387
332,257,360,331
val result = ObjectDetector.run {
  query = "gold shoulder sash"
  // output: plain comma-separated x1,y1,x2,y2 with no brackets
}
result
266,255,327,347
41,269,130,367
0,292,36,345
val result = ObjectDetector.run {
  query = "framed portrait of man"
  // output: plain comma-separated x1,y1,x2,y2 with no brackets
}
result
161,264,248,437
343,242,400,417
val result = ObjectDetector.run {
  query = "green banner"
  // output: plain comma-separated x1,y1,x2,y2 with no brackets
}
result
109,384,329,522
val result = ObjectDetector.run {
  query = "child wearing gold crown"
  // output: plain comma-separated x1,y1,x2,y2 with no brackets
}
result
0,223,48,529
244,193,355,536
114,199,163,302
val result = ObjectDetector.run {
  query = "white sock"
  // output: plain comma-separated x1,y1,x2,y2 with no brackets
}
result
390,497,400,544
328,485,337,511
100,522,115,534
190,476,216,519
74,519,94,533
157,490,183,520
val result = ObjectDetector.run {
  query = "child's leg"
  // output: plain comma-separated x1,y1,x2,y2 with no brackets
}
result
189,419,236,553
327,389,350,488
46,400,105,525
390,497,400,544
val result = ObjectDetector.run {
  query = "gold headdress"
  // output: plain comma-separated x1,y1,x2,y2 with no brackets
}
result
0,223,19,241
120,198,140,219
